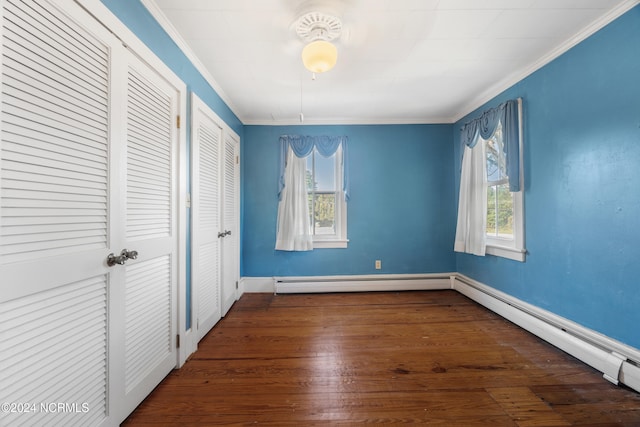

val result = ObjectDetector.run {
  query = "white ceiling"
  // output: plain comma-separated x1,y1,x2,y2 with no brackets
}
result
145,0,636,125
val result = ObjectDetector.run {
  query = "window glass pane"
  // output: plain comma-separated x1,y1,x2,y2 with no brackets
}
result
496,184,513,237
487,183,513,238
487,186,497,235
305,155,314,192
486,123,506,182
314,151,335,191
314,192,336,235
306,148,338,237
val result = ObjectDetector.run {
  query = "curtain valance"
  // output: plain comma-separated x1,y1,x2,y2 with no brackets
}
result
460,99,520,192
278,135,350,201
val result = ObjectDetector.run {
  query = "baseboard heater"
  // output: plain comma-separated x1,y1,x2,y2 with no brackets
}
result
270,272,640,394
273,273,453,294
452,274,640,395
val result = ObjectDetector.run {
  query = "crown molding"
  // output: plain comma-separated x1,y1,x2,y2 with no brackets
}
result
242,116,454,126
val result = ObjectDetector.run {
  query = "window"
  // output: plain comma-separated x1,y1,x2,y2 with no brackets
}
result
275,135,349,251
481,114,525,261
454,98,525,262
305,146,347,248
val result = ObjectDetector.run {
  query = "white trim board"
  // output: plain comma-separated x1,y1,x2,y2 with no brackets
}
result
240,273,640,394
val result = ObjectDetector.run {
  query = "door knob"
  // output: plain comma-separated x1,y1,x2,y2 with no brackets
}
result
107,252,127,266
121,249,138,260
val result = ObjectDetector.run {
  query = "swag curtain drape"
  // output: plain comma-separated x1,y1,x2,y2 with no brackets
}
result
275,135,349,251
454,99,521,256
459,99,520,192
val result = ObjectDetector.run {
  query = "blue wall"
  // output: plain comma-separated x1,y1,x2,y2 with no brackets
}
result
242,124,456,277
454,6,640,348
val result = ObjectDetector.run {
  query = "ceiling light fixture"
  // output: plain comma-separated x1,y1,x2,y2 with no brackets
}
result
296,12,342,74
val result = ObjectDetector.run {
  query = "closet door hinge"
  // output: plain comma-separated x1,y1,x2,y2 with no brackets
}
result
176,334,180,349
176,115,181,129
236,281,238,290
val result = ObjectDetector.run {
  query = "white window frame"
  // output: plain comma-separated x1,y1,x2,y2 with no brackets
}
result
483,99,525,262
307,146,348,249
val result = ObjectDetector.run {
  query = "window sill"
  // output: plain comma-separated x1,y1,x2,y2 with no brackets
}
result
313,239,349,249
485,244,527,262
486,244,526,262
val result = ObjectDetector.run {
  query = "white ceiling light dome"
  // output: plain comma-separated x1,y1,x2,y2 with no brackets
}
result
296,12,342,73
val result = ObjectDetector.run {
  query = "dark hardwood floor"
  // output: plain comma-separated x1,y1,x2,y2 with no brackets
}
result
122,290,640,426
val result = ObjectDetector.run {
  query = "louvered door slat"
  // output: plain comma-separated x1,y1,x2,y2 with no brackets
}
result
198,242,219,328
125,255,172,392
199,126,220,230
3,137,107,170
3,77,107,129
3,58,107,118
126,129,171,161
127,173,171,191
7,0,108,65
0,275,108,427
4,0,108,92
2,148,107,178
2,23,108,105
2,0,109,264
128,154,172,178
3,116,108,154
2,221,106,236
128,74,171,116
126,68,172,241
3,94,107,139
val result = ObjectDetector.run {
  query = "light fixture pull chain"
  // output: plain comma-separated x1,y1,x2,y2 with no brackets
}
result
299,74,304,123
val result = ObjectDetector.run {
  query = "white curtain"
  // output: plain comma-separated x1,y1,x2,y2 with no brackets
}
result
275,147,313,251
454,142,487,256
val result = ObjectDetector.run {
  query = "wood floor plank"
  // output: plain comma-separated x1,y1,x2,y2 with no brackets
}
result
122,291,640,426
487,386,572,426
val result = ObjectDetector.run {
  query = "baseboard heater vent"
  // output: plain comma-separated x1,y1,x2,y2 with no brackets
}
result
273,273,453,294
453,274,640,394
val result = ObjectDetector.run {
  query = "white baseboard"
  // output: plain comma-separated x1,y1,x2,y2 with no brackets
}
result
240,277,275,293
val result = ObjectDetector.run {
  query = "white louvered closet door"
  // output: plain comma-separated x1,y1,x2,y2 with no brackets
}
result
119,51,179,417
0,1,119,426
221,131,240,316
1,1,183,425
191,94,222,342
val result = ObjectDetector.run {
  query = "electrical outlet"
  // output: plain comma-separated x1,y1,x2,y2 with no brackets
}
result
375,260,382,270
